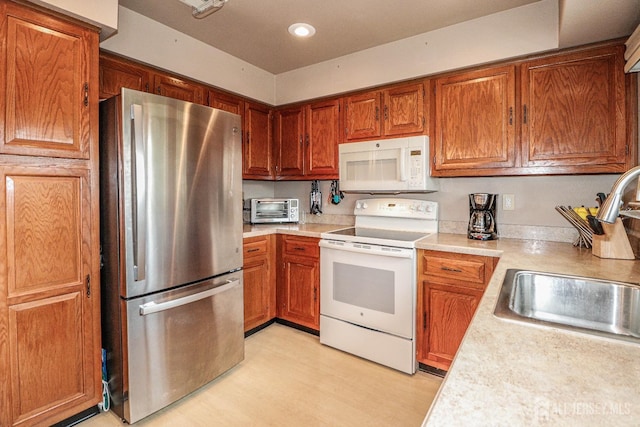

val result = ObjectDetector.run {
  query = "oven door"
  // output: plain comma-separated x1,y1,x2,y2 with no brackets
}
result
319,239,415,338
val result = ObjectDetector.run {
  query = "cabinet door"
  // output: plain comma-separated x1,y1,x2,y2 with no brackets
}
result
243,102,273,179
243,256,271,331
344,91,382,141
433,66,516,175
243,236,275,332
153,73,206,104
418,281,482,370
305,99,340,178
208,90,244,116
521,45,629,173
280,255,319,330
383,83,425,136
99,53,150,99
0,165,100,426
273,106,305,177
0,2,96,159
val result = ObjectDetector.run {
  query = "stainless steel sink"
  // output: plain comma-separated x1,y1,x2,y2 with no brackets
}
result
494,269,640,344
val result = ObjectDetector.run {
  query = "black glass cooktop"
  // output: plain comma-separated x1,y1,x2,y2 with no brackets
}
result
326,227,429,243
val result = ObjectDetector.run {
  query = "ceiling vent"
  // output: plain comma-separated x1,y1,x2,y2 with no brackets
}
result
625,24,640,73
178,0,228,19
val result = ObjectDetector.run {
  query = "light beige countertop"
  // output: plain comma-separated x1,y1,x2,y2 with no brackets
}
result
243,223,349,239
419,233,640,426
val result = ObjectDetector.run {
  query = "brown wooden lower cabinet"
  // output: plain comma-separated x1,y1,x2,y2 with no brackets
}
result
417,249,498,371
242,235,276,332
243,234,320,332
276,235,320,330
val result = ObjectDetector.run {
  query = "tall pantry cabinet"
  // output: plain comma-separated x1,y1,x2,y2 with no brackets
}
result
0,1,102,426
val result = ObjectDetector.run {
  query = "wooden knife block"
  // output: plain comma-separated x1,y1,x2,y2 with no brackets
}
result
592,218,635,260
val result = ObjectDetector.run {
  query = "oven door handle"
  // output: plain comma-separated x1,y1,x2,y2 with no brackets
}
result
319,239,414,258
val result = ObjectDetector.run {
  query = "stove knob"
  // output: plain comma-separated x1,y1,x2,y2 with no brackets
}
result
418,204,426,212
362,202,368,209
355,202,362,210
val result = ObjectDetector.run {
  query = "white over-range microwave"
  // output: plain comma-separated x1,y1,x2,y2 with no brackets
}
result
338,135,438,193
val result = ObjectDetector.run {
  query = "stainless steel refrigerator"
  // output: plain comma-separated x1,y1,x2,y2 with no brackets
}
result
99,89,244,423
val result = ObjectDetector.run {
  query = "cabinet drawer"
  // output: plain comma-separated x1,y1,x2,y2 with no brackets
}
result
421,252,489,288
243,237,269,259
283,237,319,258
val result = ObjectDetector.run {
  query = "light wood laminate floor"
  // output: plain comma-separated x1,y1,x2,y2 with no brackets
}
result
81,323,442,426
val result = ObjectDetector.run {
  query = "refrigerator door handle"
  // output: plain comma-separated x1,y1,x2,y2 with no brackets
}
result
138,279,240,316
131,104,146,282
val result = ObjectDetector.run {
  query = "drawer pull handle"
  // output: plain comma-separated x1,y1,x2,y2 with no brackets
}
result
247,248,260,253
441,266,462,273
293,247,305,251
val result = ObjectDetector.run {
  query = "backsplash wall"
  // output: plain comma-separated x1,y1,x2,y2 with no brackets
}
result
244,174,623,243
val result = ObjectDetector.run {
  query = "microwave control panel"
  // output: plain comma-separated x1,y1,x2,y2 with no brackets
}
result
407,149,425,189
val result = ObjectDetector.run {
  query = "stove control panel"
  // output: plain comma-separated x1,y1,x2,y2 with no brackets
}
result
354,198,438,220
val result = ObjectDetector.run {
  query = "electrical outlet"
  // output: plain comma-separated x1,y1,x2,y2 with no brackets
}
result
503,194,515,211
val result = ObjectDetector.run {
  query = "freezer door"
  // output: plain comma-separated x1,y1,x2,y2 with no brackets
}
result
119,273,244,423
120,89,243,297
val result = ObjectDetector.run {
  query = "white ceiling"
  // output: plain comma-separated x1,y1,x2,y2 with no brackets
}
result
118,0,640,74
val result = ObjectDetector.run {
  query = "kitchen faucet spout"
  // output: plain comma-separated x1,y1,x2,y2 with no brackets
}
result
596,165,640,223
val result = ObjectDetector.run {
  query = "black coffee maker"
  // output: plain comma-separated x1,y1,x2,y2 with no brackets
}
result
468,193,497,240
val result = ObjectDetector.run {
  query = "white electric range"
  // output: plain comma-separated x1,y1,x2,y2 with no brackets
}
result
319,198,438,374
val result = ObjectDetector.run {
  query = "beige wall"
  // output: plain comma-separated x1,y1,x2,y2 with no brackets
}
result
275,0,559,104
268,175,618,237
100,7,276,104
29,0,118,39
100,1,559,106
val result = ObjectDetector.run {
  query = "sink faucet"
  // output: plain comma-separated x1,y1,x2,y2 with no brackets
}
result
596,165,640,223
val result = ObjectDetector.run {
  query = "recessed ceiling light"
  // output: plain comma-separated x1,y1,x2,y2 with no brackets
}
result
288,23,316,38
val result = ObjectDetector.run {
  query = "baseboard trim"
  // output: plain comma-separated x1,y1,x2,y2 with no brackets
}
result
275,318,319,336
419,362,447,378
51,405,100,427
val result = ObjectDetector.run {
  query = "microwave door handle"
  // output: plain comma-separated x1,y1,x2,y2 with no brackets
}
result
131,104,146,282
399,147,407,181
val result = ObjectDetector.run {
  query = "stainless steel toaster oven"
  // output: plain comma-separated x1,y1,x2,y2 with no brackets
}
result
249,198,299,223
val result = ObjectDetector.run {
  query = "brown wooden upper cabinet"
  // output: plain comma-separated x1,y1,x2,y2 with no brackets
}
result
383,82,427,136
432,65,517,175
99,52,151,99
243,101,273,179
344,82,425,141
0,2,96,159
208,90,244,149
305,99,341,177
208,90,244,116
273,106,305,177
521,44,630,174
432,42,635,177
273,99,341,179
153,73,206,105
